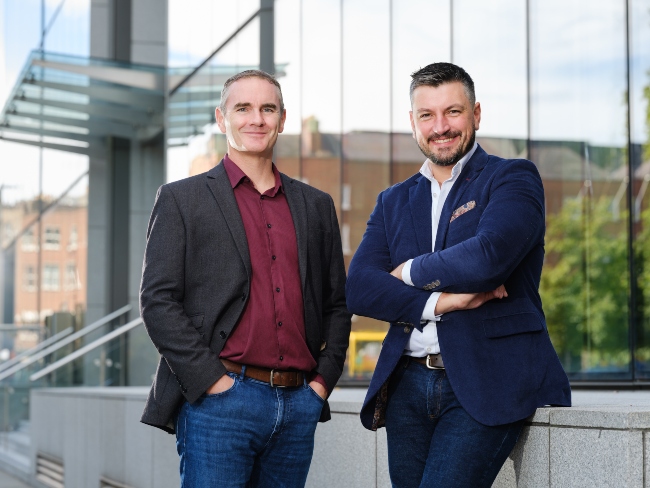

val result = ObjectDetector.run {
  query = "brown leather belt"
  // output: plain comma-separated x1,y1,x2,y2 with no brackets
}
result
221,359,305,387
411,354,445,370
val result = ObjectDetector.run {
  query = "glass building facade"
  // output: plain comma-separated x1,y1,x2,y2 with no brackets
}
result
0,0,649,392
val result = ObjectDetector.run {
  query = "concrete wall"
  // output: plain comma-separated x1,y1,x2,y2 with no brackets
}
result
28,388,650,488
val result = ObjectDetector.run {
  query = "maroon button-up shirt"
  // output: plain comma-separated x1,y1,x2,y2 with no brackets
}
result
219,155,320,378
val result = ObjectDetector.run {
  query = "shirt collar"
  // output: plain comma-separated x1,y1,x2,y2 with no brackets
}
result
222,154,283,196
419,142,478,184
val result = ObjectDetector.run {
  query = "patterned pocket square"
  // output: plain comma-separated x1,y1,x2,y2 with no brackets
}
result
450,201,476,223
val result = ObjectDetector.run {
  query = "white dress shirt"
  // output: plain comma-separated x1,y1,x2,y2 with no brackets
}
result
402,142,478,357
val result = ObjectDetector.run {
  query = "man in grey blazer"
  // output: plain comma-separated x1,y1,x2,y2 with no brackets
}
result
139,70,351,487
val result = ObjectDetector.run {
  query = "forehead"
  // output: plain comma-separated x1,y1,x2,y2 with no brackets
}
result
224,77,281,107
411,82,470,109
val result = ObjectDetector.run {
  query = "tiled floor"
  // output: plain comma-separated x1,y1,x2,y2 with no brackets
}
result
0,471,30,488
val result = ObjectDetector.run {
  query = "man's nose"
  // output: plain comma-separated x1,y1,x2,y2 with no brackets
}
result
432,117,450,136
251,110,265,125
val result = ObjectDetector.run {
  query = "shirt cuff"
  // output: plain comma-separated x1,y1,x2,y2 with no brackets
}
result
402,259,414,286
421,292,443,322
310,374,329,395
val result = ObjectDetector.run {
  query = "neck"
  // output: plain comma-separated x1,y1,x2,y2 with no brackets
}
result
227,149,276,193
428,162,453,187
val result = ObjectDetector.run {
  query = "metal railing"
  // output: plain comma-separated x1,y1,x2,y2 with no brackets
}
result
30,317,143,381
0,304,131,382
0,327,73,373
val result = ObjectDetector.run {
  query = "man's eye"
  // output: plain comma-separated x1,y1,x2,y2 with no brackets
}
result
420,114,430,119
237,107,247,112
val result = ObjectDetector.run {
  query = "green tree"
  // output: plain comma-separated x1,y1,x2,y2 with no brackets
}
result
541,195,630,373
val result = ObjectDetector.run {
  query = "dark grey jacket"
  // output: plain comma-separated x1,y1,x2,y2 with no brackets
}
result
139,162,351,433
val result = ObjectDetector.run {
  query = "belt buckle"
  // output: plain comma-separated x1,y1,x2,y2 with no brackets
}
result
269,369,287,388
426,354,444,370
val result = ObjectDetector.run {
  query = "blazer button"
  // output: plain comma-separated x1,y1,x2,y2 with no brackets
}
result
241,293,246,301
404,326,411,333
219,331,226,339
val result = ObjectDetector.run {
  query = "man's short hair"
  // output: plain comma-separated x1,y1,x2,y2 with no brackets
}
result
219,69,284,114
410,63,476,107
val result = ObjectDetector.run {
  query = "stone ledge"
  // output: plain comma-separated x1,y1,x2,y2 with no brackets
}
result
27,388,650,487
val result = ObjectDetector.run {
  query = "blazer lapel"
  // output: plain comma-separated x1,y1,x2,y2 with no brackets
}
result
281,174,309,292
205,162,252,278
409,175,433,254
435,146,488,251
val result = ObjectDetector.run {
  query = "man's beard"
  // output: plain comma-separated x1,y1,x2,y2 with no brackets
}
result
417,129,475,167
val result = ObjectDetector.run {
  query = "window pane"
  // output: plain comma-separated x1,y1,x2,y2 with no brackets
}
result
341,0,391,381
531,0,630,379
391,0,450,183
631,0,650,378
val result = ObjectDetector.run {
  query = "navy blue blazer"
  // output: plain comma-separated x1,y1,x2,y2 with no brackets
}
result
347,145,571,430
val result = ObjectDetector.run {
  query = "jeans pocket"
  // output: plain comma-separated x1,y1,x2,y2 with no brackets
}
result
203,372,238,398
305,384,326,404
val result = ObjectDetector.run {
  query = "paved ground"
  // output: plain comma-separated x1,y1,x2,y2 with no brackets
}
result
0,471,30,488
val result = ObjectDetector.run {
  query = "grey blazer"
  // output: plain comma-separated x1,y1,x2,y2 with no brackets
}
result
139,161,351,433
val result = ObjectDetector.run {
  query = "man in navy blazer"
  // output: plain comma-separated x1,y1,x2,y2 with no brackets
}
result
347,63,570,487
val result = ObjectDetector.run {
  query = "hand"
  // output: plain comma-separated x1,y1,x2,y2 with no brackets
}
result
435,285,508,314
205,374,234,395
308,380,328,400
390,262,406,281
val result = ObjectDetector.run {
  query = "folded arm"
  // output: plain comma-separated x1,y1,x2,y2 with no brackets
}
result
409,160,545,293
346,193,432,328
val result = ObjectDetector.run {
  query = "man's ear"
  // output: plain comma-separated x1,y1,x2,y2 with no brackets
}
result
278,109,287,134
215,107,226,133
473,102,481,130
409,111,416,139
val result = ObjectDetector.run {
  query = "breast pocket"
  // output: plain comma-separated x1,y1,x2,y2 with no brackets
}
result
446,205,482,245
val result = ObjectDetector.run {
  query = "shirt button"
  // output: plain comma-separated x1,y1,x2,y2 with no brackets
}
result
272,255,276,260
279,356,283,361
426,347,431,352
267,223,272,228
276,287,281,292
433,193,438,198
261,195,265,200
278,322,283,327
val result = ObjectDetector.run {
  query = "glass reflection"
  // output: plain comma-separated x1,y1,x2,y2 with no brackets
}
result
341,0,391,381
391,0,450,183
631,0,650,377
301,0,342,216
273,0,301,178
531,0,629,378
453,0,527,141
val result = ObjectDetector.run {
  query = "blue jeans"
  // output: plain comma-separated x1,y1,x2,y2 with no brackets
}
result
385,357,525,488
175,370,324,488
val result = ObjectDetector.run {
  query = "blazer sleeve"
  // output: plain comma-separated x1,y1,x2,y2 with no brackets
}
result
346,191,433,329
315,196,352,391
409,159,545,292
139,185,226,404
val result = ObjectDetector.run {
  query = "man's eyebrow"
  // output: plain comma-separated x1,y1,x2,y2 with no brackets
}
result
261,103,279,110
232,102,252,110
415,104,465,113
